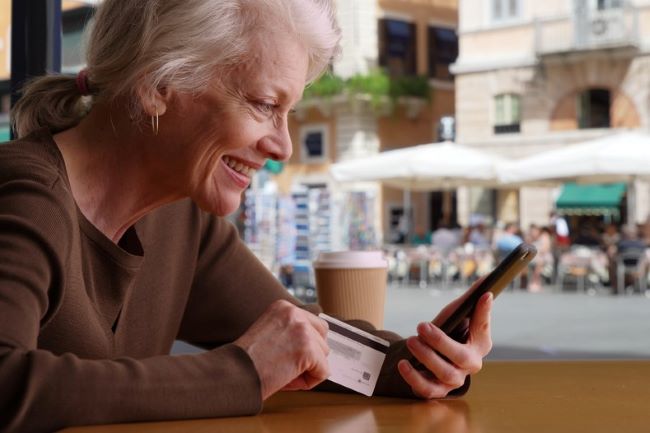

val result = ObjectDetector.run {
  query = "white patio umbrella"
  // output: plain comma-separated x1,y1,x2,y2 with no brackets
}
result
331,141,508,240
498,131,650,226
331,141,507,190
498,131,650,185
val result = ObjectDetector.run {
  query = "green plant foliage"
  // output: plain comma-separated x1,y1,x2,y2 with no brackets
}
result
346,70,390,97
302,70,431,105
389,75,431,101
303,73,345,99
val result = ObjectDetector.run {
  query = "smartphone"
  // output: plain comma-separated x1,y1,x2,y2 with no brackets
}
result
438,242,537,339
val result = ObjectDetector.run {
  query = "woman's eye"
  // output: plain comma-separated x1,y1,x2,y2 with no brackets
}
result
256,102,275,114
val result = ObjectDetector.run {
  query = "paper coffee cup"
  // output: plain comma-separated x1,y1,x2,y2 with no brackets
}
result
313,251,388,329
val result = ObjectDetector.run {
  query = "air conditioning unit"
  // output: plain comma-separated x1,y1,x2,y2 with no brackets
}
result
587,10,626,45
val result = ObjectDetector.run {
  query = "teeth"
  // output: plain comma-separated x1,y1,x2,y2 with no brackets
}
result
223,156,255,177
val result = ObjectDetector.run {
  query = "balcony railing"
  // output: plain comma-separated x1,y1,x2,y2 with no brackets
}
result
535,7,639,56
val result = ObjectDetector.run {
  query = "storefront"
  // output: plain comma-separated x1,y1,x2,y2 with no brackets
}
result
556,182,627,233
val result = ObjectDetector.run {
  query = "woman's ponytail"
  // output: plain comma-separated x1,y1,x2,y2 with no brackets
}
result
11,74,91,139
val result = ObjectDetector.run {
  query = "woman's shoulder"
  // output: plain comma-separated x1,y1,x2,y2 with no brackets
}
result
0,129,77,238
0,128,67,187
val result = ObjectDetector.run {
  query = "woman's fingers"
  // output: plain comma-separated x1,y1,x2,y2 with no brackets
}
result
397,359,452,399
403,289,495,400
468,292,494,355
406,335,467,389
407,323,482,374
234,300,331,399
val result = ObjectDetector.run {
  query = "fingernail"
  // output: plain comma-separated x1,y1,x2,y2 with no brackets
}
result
407,336,417,348
418,322,435,335
400,360,411,372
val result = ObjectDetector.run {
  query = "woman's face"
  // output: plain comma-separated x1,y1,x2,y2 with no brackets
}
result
163,34,308,216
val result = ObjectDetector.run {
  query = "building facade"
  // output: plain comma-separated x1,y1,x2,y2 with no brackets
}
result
274,0,459,247
453,0,650,229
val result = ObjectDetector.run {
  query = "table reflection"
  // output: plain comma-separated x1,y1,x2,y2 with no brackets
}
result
261,393,471,433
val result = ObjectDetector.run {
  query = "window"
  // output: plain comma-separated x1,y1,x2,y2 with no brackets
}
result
578,88,611,129
428,26,458,80
594,0,624,10
494,94,521,134
62,6,94,71
492,0,521,22
437,116,455,141
379,18,417,76
300,124,329,163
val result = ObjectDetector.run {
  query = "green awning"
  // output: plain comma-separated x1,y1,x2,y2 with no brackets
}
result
556,182,626,216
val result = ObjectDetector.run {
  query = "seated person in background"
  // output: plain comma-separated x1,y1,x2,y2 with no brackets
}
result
527,225,553,293
616,226,646,263
572,224,601,248
432,223,459,255
602,223,621,258
0,1,494,431
410,224,432,245
611,226,647,292
468,222,490,250
495,222,523,259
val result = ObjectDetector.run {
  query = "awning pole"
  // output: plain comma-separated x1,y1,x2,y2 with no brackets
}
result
403,188,412,243
627,179,637,230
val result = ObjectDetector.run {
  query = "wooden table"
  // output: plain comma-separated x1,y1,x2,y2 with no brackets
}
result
60,361,650,433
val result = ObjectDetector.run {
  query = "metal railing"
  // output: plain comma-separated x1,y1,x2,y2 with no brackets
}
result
534,7,639,56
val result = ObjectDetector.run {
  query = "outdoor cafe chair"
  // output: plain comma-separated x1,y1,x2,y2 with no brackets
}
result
615,248,649,295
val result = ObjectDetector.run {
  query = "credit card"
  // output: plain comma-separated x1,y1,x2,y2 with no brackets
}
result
319,313,389,396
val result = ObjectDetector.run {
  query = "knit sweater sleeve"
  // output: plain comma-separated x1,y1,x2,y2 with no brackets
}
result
176,212,299,347
0,176,262,432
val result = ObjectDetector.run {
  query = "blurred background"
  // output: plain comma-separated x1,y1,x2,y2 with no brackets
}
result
2,0,649,360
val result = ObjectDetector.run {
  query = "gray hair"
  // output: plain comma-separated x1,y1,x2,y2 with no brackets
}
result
11,0,341,138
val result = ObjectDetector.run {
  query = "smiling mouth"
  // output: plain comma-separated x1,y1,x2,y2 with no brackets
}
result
222,155,259,177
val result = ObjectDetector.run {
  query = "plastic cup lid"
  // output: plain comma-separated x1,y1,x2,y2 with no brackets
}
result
313,250,388,269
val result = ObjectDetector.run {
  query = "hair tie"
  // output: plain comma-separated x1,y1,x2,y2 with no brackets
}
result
76,69,91,96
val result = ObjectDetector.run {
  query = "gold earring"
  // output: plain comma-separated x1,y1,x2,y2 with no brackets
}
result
151,110,159,135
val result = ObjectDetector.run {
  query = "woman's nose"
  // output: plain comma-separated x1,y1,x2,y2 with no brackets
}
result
259,120,293,162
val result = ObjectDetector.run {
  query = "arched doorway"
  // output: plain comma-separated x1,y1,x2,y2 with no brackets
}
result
550,87,640,130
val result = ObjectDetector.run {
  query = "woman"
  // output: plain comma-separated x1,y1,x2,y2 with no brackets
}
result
0,0,493,431
527,225,553,292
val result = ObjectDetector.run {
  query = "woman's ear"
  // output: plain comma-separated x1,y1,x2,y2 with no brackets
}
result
135,81,171,117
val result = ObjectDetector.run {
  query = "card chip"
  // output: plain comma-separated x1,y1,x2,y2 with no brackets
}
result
328,338,362,361
362,371,371,381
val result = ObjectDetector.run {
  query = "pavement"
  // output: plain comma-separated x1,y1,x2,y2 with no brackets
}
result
384,284,650,360
172,283,650,360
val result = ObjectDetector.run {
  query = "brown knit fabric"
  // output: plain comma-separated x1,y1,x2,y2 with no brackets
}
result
0,130,467,433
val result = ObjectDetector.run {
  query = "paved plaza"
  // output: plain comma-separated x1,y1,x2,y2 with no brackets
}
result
384,284,650,360
173,283,650,360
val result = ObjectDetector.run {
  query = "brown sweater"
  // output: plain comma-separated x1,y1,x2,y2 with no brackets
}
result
0,130,465,432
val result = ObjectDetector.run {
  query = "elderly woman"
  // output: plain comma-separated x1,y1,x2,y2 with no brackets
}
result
0,0,493,431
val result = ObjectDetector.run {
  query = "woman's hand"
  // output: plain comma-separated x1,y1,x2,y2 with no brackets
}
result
234,300,330,400
397,289,493,399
